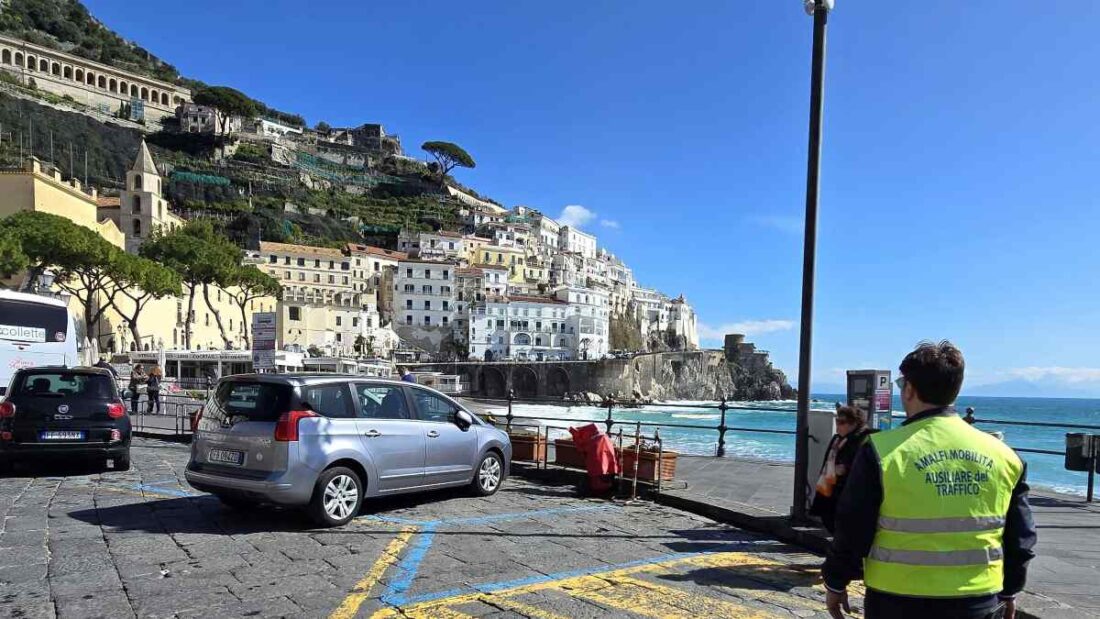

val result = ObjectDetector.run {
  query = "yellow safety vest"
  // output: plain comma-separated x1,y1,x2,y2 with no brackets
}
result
864,413,1023,597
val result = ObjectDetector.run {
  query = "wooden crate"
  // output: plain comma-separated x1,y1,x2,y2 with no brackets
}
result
509,433,547,462
619,448,678,482
553,439,587,469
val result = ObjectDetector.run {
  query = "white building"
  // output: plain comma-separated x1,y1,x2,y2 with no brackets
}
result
554,286,611,359
398,230,466,261
468,295,575,361
254,118,303,138
558,226,597,259
393,259,459,353
176,103,242,135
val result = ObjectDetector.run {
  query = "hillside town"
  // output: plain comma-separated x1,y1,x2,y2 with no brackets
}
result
0,29,700,379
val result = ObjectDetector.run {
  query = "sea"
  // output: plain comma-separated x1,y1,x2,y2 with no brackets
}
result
481,394,1100,496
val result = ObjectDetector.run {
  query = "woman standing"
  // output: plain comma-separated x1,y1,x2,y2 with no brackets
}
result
810,406,872,533
128,364,146,414
146,365,163,415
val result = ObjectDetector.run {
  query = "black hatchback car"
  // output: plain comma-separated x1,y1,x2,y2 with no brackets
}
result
0,367,131,473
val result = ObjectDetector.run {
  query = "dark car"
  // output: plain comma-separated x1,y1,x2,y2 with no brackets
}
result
0,367,131,474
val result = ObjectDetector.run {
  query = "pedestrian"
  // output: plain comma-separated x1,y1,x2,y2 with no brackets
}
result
128,364,146,414
810,405,872,533
94,356,119,379
822,341,1036,619
965,406,977,425
146,365,163,415
400,366,417,384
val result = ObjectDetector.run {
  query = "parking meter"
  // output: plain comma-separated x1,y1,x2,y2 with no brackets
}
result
846,370,893,430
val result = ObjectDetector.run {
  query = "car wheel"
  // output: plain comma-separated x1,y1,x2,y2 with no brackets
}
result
112,452,131,472
307,467,362,527
471,452,503,497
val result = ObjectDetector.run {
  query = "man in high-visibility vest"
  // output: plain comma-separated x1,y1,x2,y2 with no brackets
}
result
823,341,1036,619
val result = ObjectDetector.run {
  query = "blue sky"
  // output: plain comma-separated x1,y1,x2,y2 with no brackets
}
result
87,1,1100,396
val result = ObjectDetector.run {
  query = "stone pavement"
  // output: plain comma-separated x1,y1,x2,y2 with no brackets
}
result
665,454,1100,618
2,437,861,618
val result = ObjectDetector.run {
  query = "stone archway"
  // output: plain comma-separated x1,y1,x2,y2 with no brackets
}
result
482,367,506,398
546,367,570,397
512,366,538,399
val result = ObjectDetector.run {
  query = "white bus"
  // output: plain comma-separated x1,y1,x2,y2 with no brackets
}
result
0,290,79,397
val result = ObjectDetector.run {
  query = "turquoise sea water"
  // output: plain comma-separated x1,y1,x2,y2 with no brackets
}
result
490,394,1100,496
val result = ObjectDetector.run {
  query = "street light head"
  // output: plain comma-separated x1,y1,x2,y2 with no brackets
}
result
804,0,834,15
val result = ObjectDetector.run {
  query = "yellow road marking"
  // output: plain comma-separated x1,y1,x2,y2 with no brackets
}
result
370,551,832,619
330,527,416,619
574,574,782,619
479,594,571,619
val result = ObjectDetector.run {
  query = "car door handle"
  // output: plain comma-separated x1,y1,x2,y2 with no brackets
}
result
363,430,381,438
426,430,440,438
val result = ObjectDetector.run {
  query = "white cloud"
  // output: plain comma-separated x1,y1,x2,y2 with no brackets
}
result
749,215,803,235
600,219,621,229
698,319,795,343
558,205,596,228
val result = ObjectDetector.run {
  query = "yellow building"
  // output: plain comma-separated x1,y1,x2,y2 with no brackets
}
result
0,158,125,248
0,154,275,356
472,244,526,284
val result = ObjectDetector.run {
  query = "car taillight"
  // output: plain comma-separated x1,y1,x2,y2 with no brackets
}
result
107,402,126,419
0,431,11,441
274,410,317,442
0,401,14,418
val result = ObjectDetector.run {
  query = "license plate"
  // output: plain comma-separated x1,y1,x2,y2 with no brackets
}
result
40,431,85,441
208,449,244,465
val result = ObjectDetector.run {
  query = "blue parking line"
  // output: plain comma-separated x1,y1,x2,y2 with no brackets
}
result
131,483,196,498
381,523,437,605
377,503,622,606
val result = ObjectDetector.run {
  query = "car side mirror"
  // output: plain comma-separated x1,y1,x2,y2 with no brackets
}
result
454,409,474,432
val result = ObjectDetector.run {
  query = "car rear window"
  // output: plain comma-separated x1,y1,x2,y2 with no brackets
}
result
12,372,116,399
204,381,291,423
0,299,69,343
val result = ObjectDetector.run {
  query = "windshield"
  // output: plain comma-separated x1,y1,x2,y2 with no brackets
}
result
11,372,116,399
0,299,69,343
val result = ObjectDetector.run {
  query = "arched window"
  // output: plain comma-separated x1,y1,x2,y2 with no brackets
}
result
2,50,11,64
160,93,169,106
86,71,94,85
26,55,36,70
130,84,138,97
140,87,148,100
514,333,531,346
97,75,106,89
39,59,48,72
150,88,158,103
134,175,142,190
74,68,82,82
132,195,141,213
14,53,23,67
118,81,126,95
157,179,162,194
173,95,182,106
109,78,116,92
63,66,71,79
51,62,60,75
132,219,141,235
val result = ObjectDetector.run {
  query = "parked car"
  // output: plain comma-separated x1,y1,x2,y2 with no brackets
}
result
185,374,512,527
0,367,132,473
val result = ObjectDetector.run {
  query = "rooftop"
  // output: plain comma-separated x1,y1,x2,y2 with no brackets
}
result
345,243,407,260
259,241,345,258
399,258,458,265
96,196,121,209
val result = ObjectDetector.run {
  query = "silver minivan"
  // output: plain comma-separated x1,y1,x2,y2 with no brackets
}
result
184,374,511,527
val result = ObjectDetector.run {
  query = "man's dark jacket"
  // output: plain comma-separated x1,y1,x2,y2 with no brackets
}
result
822,407,1038,617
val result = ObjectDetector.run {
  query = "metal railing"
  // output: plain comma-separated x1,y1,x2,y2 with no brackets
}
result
479,393,1098,501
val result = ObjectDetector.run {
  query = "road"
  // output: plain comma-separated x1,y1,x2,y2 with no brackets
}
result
0,438,857,618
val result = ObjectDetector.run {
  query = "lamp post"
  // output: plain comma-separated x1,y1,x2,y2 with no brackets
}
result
792,0,832,522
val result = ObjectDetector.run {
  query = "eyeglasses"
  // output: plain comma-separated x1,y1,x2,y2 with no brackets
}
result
895,376,907,390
